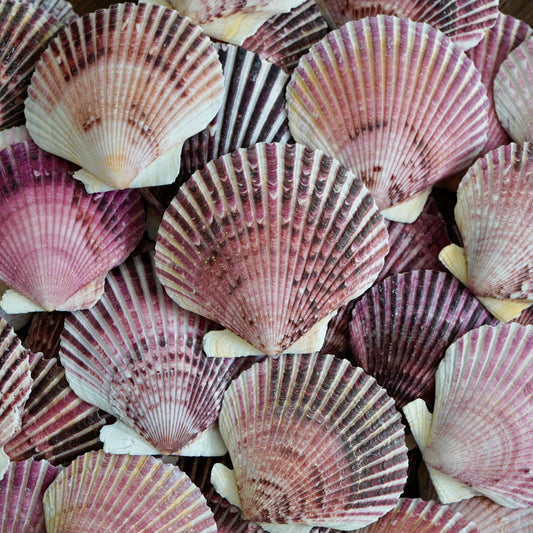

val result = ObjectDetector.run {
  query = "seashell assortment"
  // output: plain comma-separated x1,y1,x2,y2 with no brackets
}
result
0,0,531,530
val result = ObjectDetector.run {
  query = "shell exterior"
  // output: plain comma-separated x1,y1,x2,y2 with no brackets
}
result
0,0,58,129
314,0,499,50
25,2,225,192
155,142,388,357
448,496,533,532
146,0,307,45
217,353,408,529
25,0,77,25
349,270,496,409
453,142,533,300
179,43,291,181
0,125,31,151
355,498,479,532
494,35,533,143
287,16,489,218
5,351,108,466
0,140,145,313
0,318,32,476
467,13,533,153
43,450,218,532
0,459,59,533
60,253,250,455
23,311,66,359
404,323,533,507
242,0,329,73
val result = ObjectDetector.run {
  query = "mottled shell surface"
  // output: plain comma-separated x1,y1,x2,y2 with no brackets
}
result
155,142,388,356
25,0,77,25
314,0,499,49
60,253,249,455
25,2,225,192
217,353,408,529
287,16,489,217
43,451,218,532
0,141,145,312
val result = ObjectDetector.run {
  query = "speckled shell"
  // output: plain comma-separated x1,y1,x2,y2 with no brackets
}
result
0,141,145,313
467,13,532,153
43,451,218,532
0,125,31,151
60,253,250,455
143,0,307,45
25,2,225,192
404,323,533,507
155,142,388,357
0,0,58,129
349,270,496,409
23,312,66,359
242,0,329,73
5,351,108,466
287,16,489,218
313,0,499,50
355,498,479,532
0,459,59,532
494,35,533,143
452,142,533,300
0,319,32,476
24,0,77,25
216,353,408,529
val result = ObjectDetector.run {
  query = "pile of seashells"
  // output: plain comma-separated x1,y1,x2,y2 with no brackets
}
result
1,0,533,530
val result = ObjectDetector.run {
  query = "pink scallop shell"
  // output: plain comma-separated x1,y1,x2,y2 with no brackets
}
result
0,459,59,533
217,353,408,529
0,141,145,312
287,16,489,214
24,0,77,25
43,451,217,532
60,253,250,455
314,0,499,49
155,142,388,356
349,270,496,408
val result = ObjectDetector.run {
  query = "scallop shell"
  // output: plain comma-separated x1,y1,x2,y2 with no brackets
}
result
5,351,109,466
355,498,479,532
60,253,250,456
143,0,307,46
43,450,217,532
467,13,532,154
0,125,31,151
27,0,77,25
494,35,533,143
214,353,408,530
287,16,489,222
403,323,533,507
313,0,499,50
179,43,291,181
0,0,59,129
155,142,389,357
242,0,329,73
25,2,225,192
23,312,66,359
448,496,533,532
0,459,59,532
438,142,533,321
349,270,496,409
0,140,145,314
0,281,32,332
0,318,32,476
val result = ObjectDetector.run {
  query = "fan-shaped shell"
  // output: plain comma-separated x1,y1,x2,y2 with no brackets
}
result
314,0,499,50
0,459,59,532
155,142,388,357
467,13,532,153
60,253,250,455
43,451,217,532
439,142,533,320
143,0,307,45
25,2,225,192
23,311,66,359
349,270,496,409
0,125,31,151
494,35,533,143
404,323,533,507
5,351,108,466
215,353,408,530
0,141,145,313
287,16,489,221
0,0,59,129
